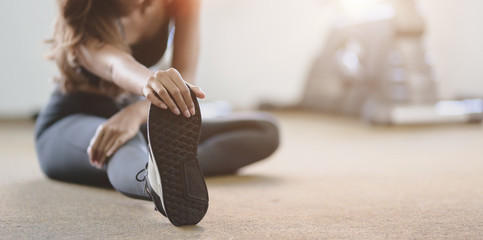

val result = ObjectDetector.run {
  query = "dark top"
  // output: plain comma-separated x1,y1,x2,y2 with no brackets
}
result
34,89,121,139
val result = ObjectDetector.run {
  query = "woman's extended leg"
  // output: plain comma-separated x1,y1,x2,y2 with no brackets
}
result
35,114,150,200
197,112,280,176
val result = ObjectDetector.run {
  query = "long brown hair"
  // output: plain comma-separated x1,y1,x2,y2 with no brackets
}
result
49,0,130,97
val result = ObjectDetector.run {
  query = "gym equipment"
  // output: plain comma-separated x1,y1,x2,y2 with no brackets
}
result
299,0,483,124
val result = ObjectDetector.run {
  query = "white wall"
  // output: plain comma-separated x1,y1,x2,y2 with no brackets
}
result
0,0,482,117
0,0,56,118
198,0,331,108
421,0,483,99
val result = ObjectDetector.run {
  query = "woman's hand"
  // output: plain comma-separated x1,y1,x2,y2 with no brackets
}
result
87,100,149,169
143,68,205,118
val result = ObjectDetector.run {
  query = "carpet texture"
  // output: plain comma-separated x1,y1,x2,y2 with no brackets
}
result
1,112,482,239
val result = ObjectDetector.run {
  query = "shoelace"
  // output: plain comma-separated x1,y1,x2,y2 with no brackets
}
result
136,163,153,199
136,163,163,214
136,163,148,182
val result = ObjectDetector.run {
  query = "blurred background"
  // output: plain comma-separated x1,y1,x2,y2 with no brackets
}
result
1,0,483,123
1,1,483,238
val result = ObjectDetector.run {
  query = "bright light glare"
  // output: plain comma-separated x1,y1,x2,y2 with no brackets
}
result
339,0,385,13
436,99,483,116
341,51,359,74
337,0,387,16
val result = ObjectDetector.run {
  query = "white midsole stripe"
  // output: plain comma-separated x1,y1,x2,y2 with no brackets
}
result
147,131,167,213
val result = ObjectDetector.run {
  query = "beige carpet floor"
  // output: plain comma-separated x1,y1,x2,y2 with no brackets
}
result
1,111,482,239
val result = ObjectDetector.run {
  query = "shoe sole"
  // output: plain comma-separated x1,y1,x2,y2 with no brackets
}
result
147,88,209,226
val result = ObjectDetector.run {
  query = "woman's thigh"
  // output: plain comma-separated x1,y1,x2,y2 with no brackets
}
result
200,112,279,142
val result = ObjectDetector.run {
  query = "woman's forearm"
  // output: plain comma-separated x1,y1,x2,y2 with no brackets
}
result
110,98,150,125
78,43,153,96
126,98,151,124
77,42,205,118
110,54,153,96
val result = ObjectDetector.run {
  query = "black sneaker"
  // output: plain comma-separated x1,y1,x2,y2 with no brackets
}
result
145,87,209,226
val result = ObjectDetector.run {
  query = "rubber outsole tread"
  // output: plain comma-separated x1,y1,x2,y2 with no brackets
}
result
147,88,209,226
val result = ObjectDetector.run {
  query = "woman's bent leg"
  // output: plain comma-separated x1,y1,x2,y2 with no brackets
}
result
106,133,150,200
35,114,150,200
198,112,280,176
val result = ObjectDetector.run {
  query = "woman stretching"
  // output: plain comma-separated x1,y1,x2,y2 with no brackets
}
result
35,0,279,226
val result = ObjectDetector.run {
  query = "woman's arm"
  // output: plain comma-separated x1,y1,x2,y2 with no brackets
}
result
78,42,206,167
87,99,150,168
77,41,205,117
78,43,150,96
170,0,201,84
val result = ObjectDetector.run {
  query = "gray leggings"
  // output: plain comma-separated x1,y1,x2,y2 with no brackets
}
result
35,112,279,200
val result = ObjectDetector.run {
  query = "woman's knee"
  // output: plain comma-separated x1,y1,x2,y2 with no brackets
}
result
252,114,281,158
37,156,59,181
35,133,61,181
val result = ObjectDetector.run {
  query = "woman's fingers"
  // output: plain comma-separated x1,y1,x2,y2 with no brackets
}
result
143,78,168,110
151,79,181,115
144,69,206,117
88,124,122,169
106,135,127,158
97,127,117,166
98,131,120,167
87,126,102,163
166,69,195,116
88,125,107,167
144,87,168,110
186,82,206,99
158,71,191,117
168,82,192,117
